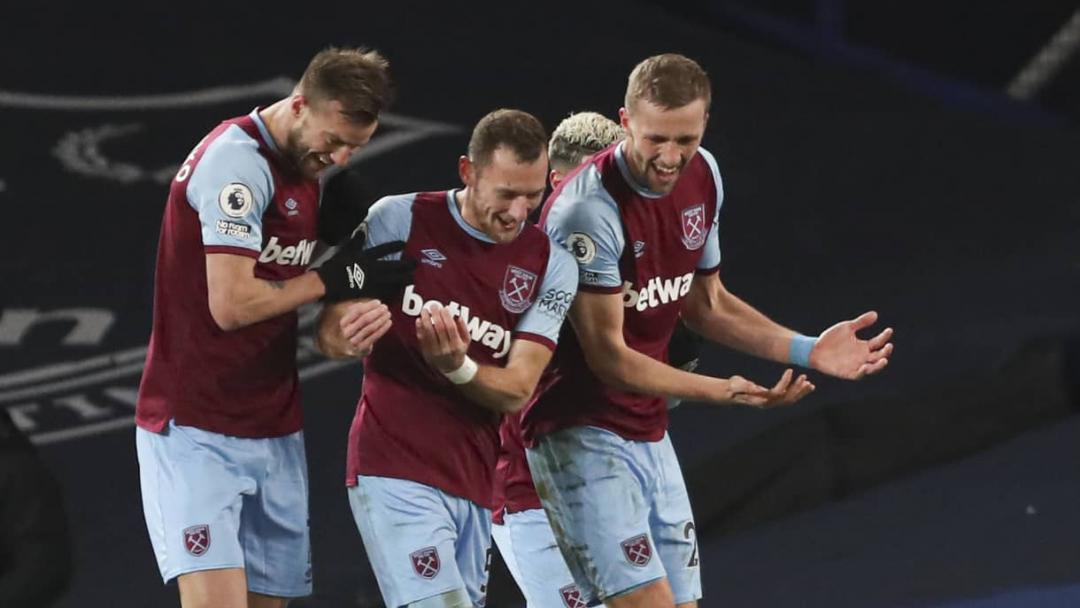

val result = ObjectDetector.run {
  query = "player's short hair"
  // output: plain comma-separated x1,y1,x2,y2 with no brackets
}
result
549,112,623,173
299,47,393,125
468,109,547,169
625,53,711,112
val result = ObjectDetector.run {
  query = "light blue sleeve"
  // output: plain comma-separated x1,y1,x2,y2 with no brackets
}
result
515,243,578,346
542,166,625,289
696,147,725,270
358,193,417,260
186,125,274,252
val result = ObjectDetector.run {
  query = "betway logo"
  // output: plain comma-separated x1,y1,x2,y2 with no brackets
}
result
402,285,512,359
622,272,694,311
259,237,316,266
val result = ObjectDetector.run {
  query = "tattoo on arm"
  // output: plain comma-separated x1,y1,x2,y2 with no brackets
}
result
267,280,285,290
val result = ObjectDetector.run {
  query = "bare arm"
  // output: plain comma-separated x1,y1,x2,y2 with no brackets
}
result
680,271,796,363
314,299,392,359
681,272,894,379
570,290,809,406
205,253,325,331
457,339,552,414
416,306,554,414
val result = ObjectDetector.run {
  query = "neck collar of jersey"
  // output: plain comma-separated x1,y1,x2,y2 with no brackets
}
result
615,141,665,199
249,108,282,156
446,189,499,244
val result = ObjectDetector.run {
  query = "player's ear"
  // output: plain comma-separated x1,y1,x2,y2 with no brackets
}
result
619,106,631,132
458,155,474,187
290,95,306,116
549,169,561,190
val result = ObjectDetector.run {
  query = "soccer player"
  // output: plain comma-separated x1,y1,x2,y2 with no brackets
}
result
491,111,620,608
316,109,579,608
523,54,894,608
134,47,414,608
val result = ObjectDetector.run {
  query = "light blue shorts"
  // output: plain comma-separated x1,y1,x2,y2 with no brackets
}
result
527,427,702,605
492,508,585,608
349,475,492,607
135,421,312,598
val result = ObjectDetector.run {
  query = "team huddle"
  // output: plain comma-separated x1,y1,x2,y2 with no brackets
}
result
134,47,893,608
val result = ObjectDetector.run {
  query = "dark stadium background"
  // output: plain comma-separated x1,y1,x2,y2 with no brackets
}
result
1,1,1078,606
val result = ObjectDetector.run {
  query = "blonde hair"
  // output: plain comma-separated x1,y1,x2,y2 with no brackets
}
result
549,111,623,173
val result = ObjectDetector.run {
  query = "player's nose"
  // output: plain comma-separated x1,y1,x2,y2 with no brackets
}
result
507,199,530,222
657,144,682,168
330,144,361,167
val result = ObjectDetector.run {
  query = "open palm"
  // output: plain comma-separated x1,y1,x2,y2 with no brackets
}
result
810,311,893,380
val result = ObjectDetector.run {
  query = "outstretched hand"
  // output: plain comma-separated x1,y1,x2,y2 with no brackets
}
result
726,369,815,409
810,311,893,380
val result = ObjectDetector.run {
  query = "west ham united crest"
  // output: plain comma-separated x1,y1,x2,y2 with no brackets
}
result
621,533,653,567
560,584,588,608
183,524,211,557
499,265,538,314
680,204,706,250
410,546,441,579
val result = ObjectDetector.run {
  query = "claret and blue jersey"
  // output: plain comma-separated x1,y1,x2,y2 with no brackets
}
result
136,109,320,438
523,142,724,443
345,190,577,509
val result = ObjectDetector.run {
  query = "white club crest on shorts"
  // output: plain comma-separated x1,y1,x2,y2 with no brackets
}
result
183,524,211,557
680,204,706,250
219,183,254,218
567,232,597,264
620,533,652,567
560,584,587,608
410,546,441,579
499,265,538,314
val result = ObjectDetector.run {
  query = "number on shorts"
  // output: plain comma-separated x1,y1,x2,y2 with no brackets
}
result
480,547,492,598
683,521,699,567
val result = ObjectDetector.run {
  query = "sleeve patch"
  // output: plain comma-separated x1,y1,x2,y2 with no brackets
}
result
535,287,574,322
215,220,252,237
567,232,597,264
218,183,255,218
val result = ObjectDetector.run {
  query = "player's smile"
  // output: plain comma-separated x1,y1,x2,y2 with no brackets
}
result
650,160,683,186
289,100,379,180
459,145,547,244
620,97,708,194
496,215,518,231
299,151,333,177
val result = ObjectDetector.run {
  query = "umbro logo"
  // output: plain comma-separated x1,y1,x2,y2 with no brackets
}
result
285,198,299,216
420,248,446,268
634,240,646,258
347,264,365,290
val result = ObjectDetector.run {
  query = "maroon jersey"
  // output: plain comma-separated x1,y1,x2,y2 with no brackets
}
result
136,110,319,437
493,413,541,521
523,143,723,443
346,190,577,508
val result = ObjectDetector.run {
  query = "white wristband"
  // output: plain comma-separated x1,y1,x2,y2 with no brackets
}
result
443,356,479,385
